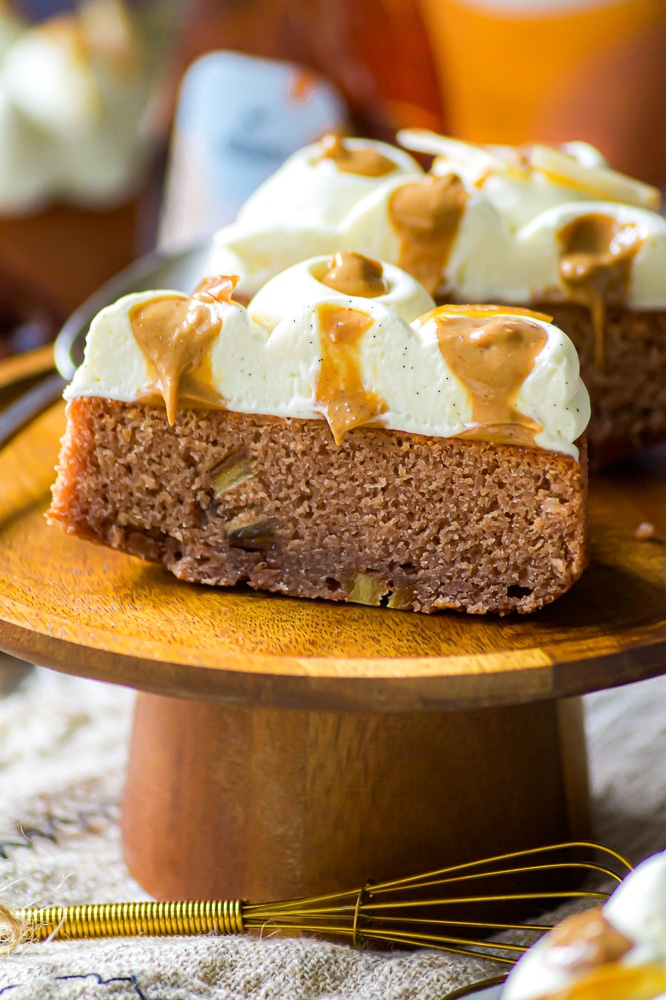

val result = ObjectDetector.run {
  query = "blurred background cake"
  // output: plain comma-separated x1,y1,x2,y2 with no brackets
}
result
0,0,177,352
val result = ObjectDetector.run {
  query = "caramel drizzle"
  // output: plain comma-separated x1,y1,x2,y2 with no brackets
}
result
419,303,553,324
388,174,468,296
313,134,397,177
558,214,644,370
316,305,387,444
544,906,634,976
319,251,389,298
434,311,547,448
549,963,666,1000
129,275,237,424
538,906,666,1000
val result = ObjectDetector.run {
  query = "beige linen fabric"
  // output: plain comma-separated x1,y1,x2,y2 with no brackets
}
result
0,657,663,999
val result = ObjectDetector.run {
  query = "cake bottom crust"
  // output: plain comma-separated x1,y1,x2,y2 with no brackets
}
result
49,399,589,615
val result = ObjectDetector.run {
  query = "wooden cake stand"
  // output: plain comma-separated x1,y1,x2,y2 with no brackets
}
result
1,402,665,904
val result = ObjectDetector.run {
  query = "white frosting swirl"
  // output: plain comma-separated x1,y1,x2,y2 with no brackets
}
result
211,133,666,309
211,138,423,293
65,256,589,459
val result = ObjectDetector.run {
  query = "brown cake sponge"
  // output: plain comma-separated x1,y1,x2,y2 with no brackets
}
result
49,398,588,615
527,303,666,468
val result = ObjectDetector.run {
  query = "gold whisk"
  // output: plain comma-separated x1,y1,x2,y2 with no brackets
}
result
3,841,631,961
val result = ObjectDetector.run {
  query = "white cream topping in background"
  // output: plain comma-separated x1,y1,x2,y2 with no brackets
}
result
5,22,101,135
0,1,152,212
212,132,666,308
503,850,666,1000
443,198,666,308
211,139,423,294
604,852,666,955
237,138,423,228
65,257,590,459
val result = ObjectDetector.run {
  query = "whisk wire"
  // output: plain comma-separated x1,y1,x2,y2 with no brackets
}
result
352,882,371,948
359,890,610,913
369,860,626,898
370,841,632,894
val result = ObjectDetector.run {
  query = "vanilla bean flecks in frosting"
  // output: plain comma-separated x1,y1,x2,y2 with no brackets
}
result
412,303,589,457
129,276,237,423
313,134,398,178
65,256,590,459
503,850,666,1000
248,252,433,332
557,214,645,369
389,173,468,296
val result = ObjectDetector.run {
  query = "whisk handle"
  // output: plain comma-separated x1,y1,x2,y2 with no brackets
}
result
16,900,245,941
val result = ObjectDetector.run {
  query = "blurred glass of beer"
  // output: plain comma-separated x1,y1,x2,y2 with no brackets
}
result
419,0,666,183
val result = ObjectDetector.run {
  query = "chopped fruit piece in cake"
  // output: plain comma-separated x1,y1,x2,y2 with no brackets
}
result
50,253,590,615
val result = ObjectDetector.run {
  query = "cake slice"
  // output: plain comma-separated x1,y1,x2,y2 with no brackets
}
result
50,253,589,615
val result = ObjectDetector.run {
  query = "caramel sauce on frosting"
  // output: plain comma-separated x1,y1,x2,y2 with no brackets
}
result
433,309,547,447
319,251,389,298
75,263,587,458
192,274,239,305
545,907,634,975
315,305,387,444
314,135,397,178
129,276,237,424
558,214,644,369
389,174,468,296
541,962,666,1000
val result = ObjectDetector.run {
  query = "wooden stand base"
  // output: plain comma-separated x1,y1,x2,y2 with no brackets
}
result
122,693,589,901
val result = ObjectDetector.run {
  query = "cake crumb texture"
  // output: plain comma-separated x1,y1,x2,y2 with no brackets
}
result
50,399,589,615
532,303,666,467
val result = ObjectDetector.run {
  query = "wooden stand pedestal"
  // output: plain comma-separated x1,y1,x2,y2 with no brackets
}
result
122,694,588,901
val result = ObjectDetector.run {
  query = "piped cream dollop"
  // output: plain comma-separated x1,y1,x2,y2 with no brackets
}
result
503,850,666,1000
211,132,666,326
210,135,424,293
65,254,590,459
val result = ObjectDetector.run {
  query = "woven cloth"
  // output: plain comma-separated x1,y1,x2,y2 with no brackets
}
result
0,655,664,999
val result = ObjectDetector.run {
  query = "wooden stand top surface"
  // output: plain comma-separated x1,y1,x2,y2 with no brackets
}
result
1,402,665,713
